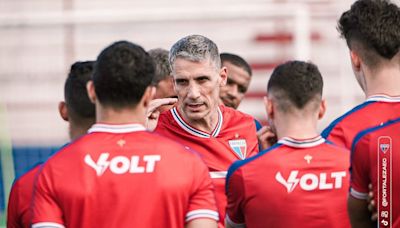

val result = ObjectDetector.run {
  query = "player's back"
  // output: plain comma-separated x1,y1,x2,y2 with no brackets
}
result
32,124,218,228
226,137,350,228
322,95,400,149
351,118,400,227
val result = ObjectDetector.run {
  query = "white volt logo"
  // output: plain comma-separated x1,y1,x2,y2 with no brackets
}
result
85,153,161,176
275,170,346,193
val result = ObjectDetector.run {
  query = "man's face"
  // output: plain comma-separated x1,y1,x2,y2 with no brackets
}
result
172,58,225,122
219,61,251,109
154,77,177,112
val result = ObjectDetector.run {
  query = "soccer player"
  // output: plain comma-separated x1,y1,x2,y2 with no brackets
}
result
154,35,259,227
226,61,351,228
7,61,96,228
349,118,400,227
321,0,400,149
219,53,252,110
31,41,218,228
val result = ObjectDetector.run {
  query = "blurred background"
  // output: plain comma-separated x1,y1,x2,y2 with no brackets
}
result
1,0,387,224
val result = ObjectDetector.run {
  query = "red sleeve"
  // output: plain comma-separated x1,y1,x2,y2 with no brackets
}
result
7,179,22,228
225,168,246,227
350,134,371,200
326,126,347,148
31,164,65,228
186,154,219,223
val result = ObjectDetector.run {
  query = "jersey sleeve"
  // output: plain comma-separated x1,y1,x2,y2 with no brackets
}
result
31,164,65,228
225,167,246,228
323,125,347,148
186,154,219,223
350,134,371,200
7,179,22,228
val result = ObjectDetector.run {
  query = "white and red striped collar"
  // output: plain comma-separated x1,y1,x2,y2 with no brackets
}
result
88,123,146,134
366,94,400,103
171,107,223,138
278,136,325,148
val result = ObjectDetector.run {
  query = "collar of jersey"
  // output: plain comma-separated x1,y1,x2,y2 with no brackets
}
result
88,123,146,134
278,136,325,148
366,94,400,103
171,107,223,138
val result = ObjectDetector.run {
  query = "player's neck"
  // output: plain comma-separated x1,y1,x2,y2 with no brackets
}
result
96,105,147,126
364,64,400,97
181,107,219,134
274,115,319,140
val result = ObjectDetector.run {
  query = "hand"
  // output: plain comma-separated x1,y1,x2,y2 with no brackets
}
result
367,183,377,221
257,126,277,151
146,98,177,131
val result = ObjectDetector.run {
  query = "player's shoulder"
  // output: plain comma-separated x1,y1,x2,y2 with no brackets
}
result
322,100,376,137
352,117,400,152
12,164,41,188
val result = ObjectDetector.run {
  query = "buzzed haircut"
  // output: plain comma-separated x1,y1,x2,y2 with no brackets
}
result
65,61,96,121
220,53,252,76
148,48,171,85
169,34,221,70
337,0,400,67
267,61,323,112
93,41,155,109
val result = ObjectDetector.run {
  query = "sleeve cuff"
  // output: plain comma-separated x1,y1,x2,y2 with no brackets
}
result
186,209,219,222
32,222,65,228
350,188,368,200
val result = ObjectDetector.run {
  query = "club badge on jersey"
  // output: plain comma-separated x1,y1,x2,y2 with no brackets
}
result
228,139,247,160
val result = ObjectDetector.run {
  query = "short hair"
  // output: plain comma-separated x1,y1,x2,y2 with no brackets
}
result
338,0,400,67
169,34,221,71
148,48,171,85
93,41,154,109
65,61,96,121
220,53,252,76
267,61,323,112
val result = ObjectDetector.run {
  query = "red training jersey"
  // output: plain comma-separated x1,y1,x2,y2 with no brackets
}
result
322,94,400,149
350,118,400,227
226,136,350,228
7,165,41,228
31,123,218,228
155,105,259,226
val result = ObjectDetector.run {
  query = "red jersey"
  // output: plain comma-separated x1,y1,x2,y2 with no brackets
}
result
7,165,41,228
155,105,259,226
226,136,350,228
322,94,400,149
31,124,218,228
350,118,400,227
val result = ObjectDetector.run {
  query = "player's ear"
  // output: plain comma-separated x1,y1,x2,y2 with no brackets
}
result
58,101,69,122
350,50,361,72
219,66,227,86
264,95,274,120
318,99,326,120
142,86,156,108
86,80,96,104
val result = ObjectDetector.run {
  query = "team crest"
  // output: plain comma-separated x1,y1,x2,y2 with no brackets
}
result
229,139,247,160
378,136,391,154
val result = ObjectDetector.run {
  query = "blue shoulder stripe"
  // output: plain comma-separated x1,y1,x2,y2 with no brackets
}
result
351,117,400,153
254,119,262,131
225,143,282,193
321,101,375,138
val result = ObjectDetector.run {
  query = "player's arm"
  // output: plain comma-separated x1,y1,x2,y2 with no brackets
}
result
225,165,246,228
348,196,374,228
185,152,219,227
186,218,217,228
7,180,21,228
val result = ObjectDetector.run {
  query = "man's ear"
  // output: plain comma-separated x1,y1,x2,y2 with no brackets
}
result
350,50,361,72
264,96,274,120
318,99,326,120
86,80,96,104
58,101,69,122
219,66,227,86
143,86,156,108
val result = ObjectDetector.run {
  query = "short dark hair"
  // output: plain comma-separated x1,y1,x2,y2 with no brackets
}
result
148,48,171,85
65,61,96,121
267,61,323,112
93,41,154,109
220,53,252,76
338,0,400,66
